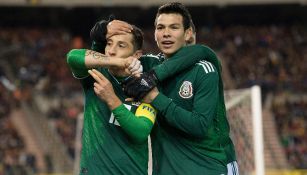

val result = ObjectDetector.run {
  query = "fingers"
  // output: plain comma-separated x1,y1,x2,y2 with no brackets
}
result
88,69,107,84
107,20,133,38
128,58,137,69
127,58,142,76
109,20,133,32
88,69,101,83
128,58,139,72
106,31,130,39
129,60,140,72
131,65,143,76
124,56,134,68
92,69,106,80
93,84,100,95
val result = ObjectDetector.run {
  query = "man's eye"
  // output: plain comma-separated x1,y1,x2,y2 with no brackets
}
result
119,44,126,48
156,26,163,30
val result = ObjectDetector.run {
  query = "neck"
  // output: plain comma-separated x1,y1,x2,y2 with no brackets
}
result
164,54,173,59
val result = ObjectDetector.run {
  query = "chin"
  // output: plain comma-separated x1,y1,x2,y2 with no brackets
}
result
161,49,174,56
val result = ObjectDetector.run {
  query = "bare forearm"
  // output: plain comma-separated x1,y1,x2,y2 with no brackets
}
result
67,49,124,78
84,49,123,68
142,88,159,103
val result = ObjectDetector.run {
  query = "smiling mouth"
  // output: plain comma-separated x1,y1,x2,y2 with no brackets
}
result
161,41,174,48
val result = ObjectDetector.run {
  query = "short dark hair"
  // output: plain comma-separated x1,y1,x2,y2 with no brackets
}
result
131,25,143,51
155,2,192,30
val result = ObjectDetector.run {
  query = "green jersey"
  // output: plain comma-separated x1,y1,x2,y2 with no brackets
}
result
67,49,157,175
149,45,236,175
78,68,150,175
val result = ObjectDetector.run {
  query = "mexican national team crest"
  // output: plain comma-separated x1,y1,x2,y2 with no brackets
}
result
179,81,193,99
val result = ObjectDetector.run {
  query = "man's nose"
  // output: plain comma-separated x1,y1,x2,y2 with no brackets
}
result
108,46,116,56
162,28,171,37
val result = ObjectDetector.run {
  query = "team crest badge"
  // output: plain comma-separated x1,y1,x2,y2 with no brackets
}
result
179,81,193,99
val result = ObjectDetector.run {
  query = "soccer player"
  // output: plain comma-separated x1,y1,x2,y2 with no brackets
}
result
67,25,157,175
124,2,238,175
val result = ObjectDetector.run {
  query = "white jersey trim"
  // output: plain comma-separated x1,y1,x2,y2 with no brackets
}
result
227,161,240,175
72,72,90,80
196,61,216,74
144,54,160,60
147,136,153,175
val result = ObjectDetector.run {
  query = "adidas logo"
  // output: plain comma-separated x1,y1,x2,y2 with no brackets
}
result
140,79,149,87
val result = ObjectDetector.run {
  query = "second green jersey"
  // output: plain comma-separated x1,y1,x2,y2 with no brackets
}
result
149,45,236,175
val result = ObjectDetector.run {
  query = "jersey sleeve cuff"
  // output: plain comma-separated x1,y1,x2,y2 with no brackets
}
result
112,104,127,118
151,93,172,112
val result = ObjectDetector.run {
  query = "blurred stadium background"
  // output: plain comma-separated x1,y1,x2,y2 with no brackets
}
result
0,0,306,174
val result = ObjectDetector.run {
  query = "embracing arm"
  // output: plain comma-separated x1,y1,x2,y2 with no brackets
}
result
151,67,219,139
122,45,221,100
153,44,220,81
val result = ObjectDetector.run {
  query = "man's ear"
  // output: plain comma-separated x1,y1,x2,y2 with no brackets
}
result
133,50,143,59
184,27,193,43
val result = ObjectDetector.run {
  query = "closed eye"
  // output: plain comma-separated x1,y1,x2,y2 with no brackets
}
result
106,41,112,46
118,42,127,48
170,24,180,30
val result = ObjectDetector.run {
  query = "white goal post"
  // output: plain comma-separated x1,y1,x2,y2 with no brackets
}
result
225,85,264,175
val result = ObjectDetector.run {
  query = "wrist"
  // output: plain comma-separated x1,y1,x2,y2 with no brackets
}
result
143,88,159,103
149,91,159,102
107,97,122,110
110,57,125,67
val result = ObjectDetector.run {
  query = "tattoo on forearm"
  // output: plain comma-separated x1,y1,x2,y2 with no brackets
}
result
85,50,91,56
93,52,109,61
86,50,109,61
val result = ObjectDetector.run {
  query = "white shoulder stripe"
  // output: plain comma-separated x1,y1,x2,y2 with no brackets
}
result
196,61,215,73
206,61,215,72
204,62,213,72
145,54,159,60
197,63,209,73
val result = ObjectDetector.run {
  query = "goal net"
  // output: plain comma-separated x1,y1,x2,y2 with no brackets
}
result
225,85,264,175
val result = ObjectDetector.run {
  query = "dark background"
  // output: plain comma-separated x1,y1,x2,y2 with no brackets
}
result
1,4,306,38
